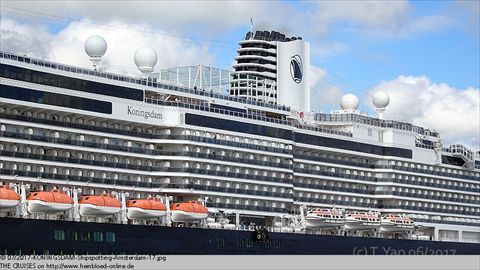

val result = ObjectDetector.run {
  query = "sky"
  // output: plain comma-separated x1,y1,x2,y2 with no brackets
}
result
0,0,479,151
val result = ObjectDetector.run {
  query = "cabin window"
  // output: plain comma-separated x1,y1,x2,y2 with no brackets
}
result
106,232,116,243
54,229,65,241
93,232,104,242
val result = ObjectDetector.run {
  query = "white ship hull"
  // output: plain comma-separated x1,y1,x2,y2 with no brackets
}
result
0,199,19,208
27,200,72,213
127,207,167,219
79,204,121,216
171,210,208,222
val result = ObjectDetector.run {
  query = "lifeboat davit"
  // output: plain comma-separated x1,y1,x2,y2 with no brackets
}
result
171,201,208,222
380,214,414,232
127,198,167,220
0,185,20,208
79,194,121,216
305,208,345,228
27,190,73,213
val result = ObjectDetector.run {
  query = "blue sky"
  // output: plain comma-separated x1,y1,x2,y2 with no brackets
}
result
1,0,479,149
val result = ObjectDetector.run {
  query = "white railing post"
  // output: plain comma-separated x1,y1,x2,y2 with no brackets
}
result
20,184,28,218
72,188,80,221
121,192,128,224
165,195,172,227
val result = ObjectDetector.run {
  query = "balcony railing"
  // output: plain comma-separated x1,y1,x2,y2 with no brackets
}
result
0,113,292,154
294,182,374,194
0,149,292,171
0,169,293,193
294,168,377,182
375,164,479,181
375,190,479,205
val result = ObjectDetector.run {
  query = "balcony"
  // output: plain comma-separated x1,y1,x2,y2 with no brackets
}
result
0,113,292,154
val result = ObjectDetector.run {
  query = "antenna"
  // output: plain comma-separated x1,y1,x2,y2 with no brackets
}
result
250,18,254,40
84,35,107,71
134,46,158,78
372,91,390,119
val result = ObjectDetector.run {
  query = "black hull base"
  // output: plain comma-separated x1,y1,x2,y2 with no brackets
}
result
0,218,478,255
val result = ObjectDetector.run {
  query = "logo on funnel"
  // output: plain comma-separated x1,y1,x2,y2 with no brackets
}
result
290,55,303,84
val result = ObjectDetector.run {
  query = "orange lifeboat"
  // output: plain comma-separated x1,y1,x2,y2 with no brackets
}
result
0,185,20,208
27,190,73,213
79,194,121,216
127,198,167,220
171,201,208,222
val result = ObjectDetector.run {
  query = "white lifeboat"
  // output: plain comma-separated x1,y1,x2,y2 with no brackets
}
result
127,198,167,220
344,211,381,230
27,190,73,213
0,185,20,208
380,214,414,232
79,194,121,216
305,208,345,228
171,201,208,222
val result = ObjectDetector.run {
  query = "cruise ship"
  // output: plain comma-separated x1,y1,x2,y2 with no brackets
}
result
0,30,479,255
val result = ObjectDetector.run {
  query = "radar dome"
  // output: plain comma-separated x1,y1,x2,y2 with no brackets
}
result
84,35,107,58
134,46,158,74
372,91,390,109
340,94,359,111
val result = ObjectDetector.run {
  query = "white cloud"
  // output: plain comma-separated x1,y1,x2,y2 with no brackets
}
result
367,76,480,150
1,1,455,54
0,1,291,35
309,65,345,112
310,1,452,38
1,17,215,76
0,18,53,58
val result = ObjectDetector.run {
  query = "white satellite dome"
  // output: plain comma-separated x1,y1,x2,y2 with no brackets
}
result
134,46,158,74
372,91,390,109
84,35,107,58
340,94,359,111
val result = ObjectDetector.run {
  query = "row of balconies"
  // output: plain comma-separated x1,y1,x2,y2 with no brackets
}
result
0,147,292,170
1,127,292,163
167,184,294,200
413,217,480,228
0,168,293,200
295,153,479,192
375,191,479,206
294,167,377,182
296,152,479,181
382,177,480,193
390,186,478,200
206,203,290,214
0,158,294,184
297,198,377,209
387,204,479,217
0,114,292,154
294,153,376,169
297,197,479,217
294,182,373,195
377,164,479,181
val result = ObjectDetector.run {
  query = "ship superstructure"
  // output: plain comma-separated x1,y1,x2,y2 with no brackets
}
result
0,29,479,252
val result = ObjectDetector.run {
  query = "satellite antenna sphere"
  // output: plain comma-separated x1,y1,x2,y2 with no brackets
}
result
134,46,158,76
372,91,390,119
84,35,107,70
372,91,390,109
340,93,359,111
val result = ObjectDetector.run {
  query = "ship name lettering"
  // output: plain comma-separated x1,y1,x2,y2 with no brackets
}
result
127,106,163,120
